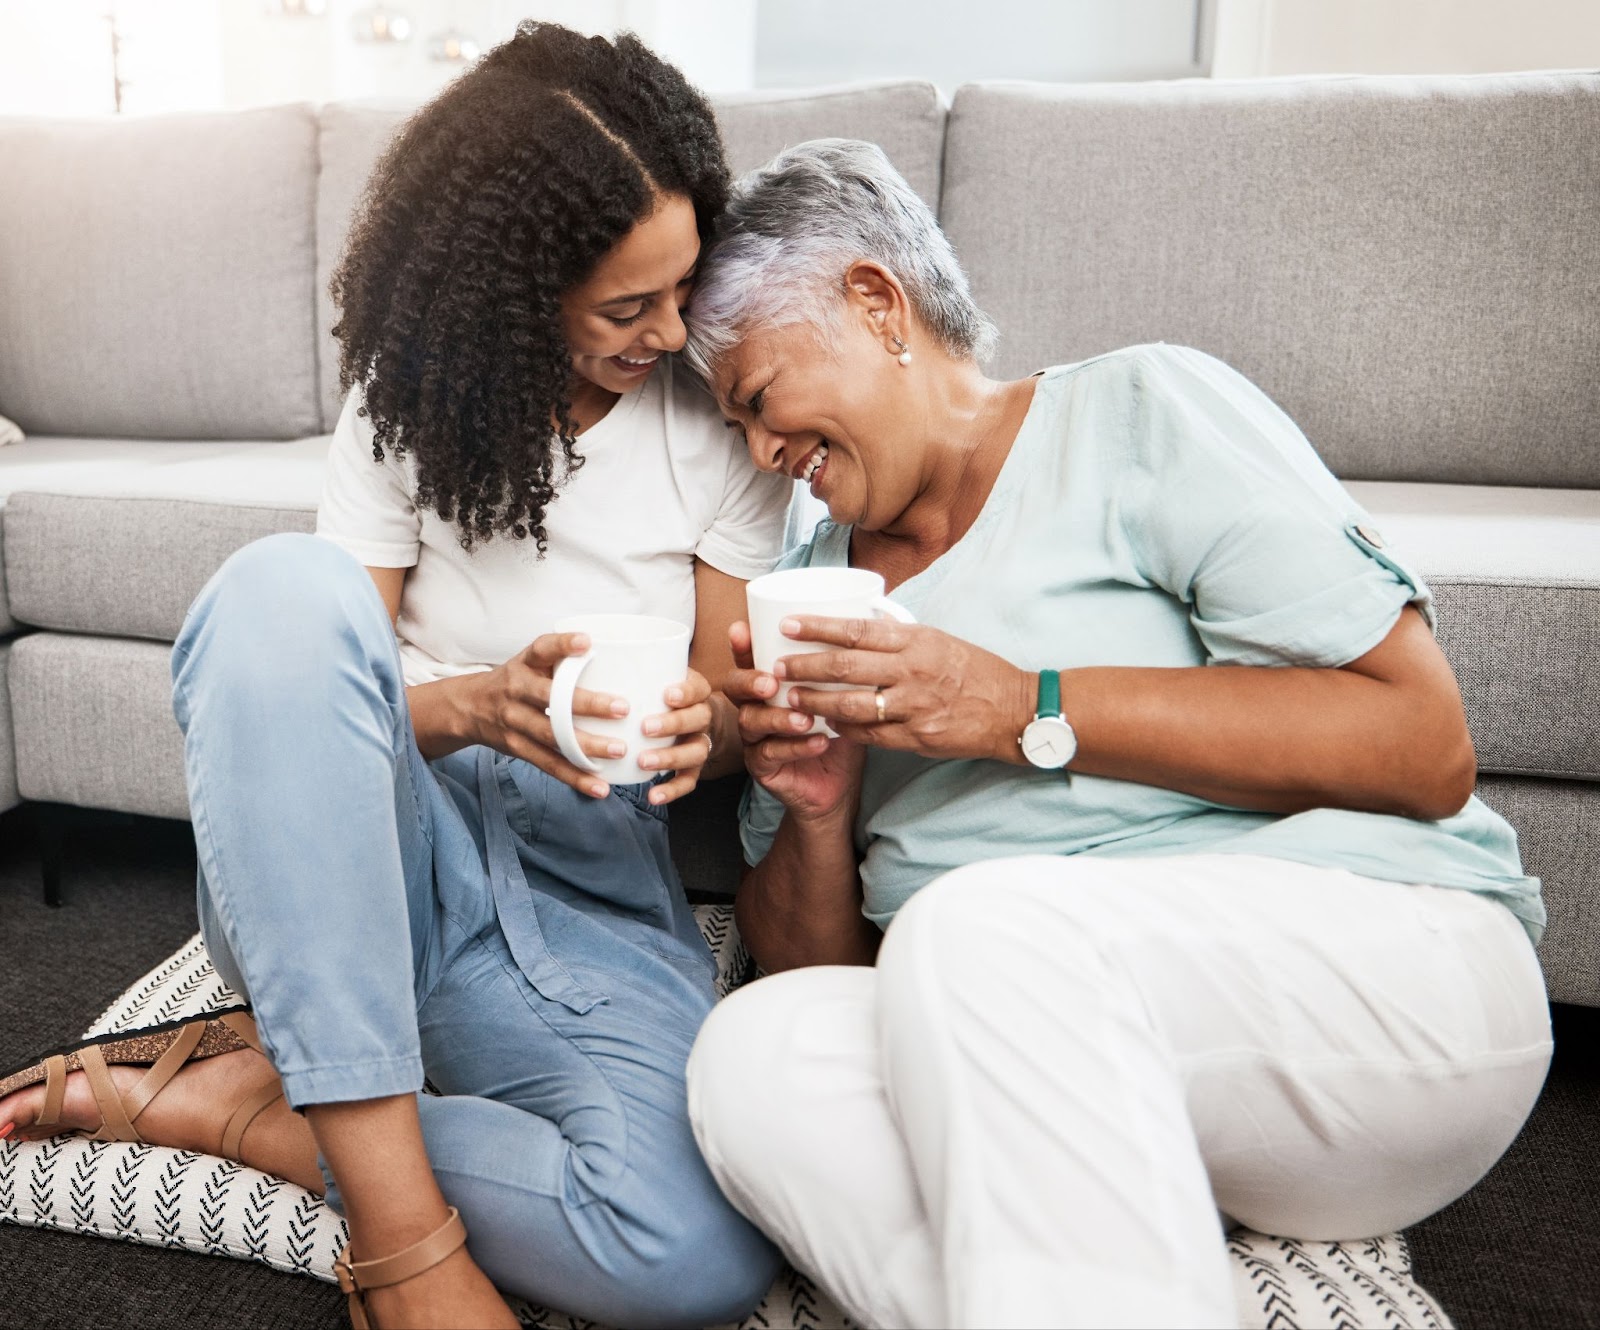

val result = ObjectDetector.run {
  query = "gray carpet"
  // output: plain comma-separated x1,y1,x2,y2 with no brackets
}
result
1,805,1596,1329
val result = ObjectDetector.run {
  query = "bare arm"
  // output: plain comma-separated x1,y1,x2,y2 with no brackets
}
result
1047,610,1475,818
690,559,758,781
365,565,405,624
361,565,488,762
723,620,881,972
736,804,881,974
783,607,1476,823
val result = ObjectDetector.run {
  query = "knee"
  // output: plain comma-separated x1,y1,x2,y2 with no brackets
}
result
173,534,396,696
581,1116,781,1327
635,1188,783,1327
687,973,821,1189
187,533,376,639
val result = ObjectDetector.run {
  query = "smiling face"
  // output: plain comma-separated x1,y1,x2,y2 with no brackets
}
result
712,264,929,531
561,192,701,401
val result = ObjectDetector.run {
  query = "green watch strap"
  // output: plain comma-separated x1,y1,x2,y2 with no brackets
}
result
1035,669,1063,720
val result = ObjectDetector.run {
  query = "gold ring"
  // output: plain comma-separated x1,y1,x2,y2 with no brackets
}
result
875,687,888,723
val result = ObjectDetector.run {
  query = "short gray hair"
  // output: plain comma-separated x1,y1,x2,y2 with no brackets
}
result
683,138,998,379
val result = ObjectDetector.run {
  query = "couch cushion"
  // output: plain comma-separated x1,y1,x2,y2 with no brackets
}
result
714,80,945,201
314,83,947,429
9,634,188,819
0,106,321,441
1346,481,1600,782
940,72,1600,486
0,437,244,635
0,639,17,814
314,102,418,433
0,436,326,639
1479,775,1600,1008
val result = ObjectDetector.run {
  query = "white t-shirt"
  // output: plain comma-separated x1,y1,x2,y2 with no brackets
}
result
316,357,791,685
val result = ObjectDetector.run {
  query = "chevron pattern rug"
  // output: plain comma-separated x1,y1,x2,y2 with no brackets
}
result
0,906,1451,1329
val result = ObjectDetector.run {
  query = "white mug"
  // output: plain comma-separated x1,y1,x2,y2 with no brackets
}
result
745,567,916,737
548,613,693,785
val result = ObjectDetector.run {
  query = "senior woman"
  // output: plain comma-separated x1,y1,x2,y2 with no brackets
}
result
679,139,1551,1330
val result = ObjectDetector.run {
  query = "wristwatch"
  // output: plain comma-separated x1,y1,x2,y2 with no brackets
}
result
1019,669,1077,770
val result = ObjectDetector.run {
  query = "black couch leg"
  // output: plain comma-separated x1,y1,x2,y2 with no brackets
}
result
38,803,66,908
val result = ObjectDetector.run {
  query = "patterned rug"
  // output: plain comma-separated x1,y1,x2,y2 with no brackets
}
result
0,907,1451,1329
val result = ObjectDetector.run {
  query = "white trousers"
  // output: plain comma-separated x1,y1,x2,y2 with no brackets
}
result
686,854,1552,1330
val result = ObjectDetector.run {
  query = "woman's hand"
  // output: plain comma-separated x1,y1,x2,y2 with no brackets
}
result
635,670,716,806
725,621,866,822
453,631,629,797
773,615,1034,765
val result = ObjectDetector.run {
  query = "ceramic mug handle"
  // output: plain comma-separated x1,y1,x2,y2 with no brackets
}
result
547,652,602,773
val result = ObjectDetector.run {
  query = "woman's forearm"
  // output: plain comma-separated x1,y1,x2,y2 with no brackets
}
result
1044,655,1476,821
737,807,879,973
700,694,747,781
406,675,483,760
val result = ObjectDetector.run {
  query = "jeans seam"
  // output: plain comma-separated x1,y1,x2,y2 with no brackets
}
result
497,758,543,845
176,669,261,1044
397,717,436,852
273,1052,424,1079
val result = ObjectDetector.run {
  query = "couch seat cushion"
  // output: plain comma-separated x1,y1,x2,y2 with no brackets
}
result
1346,480,1600,781
0,435,327,639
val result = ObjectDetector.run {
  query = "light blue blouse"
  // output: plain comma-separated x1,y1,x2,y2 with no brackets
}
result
741,345,1544,942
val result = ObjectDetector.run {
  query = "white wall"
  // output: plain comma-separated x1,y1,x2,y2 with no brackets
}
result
755,0,1204,89
0,0,752,118
0,0,1199,119
0,0,223,117
1213,0,1600,78
10,0,1592,121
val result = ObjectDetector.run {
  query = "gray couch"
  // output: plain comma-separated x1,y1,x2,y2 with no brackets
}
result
1,73,1595,1004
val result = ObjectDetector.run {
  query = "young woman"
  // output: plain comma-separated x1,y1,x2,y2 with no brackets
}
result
0,25,787,1330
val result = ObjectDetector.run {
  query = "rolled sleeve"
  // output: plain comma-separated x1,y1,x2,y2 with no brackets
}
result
696,452,793,580
738,779,787,868
315,390,421,569
1121,345,1432,668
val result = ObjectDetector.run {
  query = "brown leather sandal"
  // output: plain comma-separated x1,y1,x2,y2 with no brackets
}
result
0,1005,284,1154
335,1206,470,1330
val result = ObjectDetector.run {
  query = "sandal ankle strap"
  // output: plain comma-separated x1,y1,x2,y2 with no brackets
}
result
335,1207,468,1297
220,1080,284,1159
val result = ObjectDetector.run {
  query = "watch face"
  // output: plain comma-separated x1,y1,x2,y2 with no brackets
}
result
1022,716,1076,769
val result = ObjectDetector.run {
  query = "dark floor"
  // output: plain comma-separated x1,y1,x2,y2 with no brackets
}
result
1,805,1597,1329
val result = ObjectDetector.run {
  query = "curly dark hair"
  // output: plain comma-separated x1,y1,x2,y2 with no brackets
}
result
331,23,730,550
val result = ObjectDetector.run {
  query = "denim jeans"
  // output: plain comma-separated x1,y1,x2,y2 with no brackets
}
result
171,533,780,1327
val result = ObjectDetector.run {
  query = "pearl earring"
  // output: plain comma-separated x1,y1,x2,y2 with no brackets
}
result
892,336,912,366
